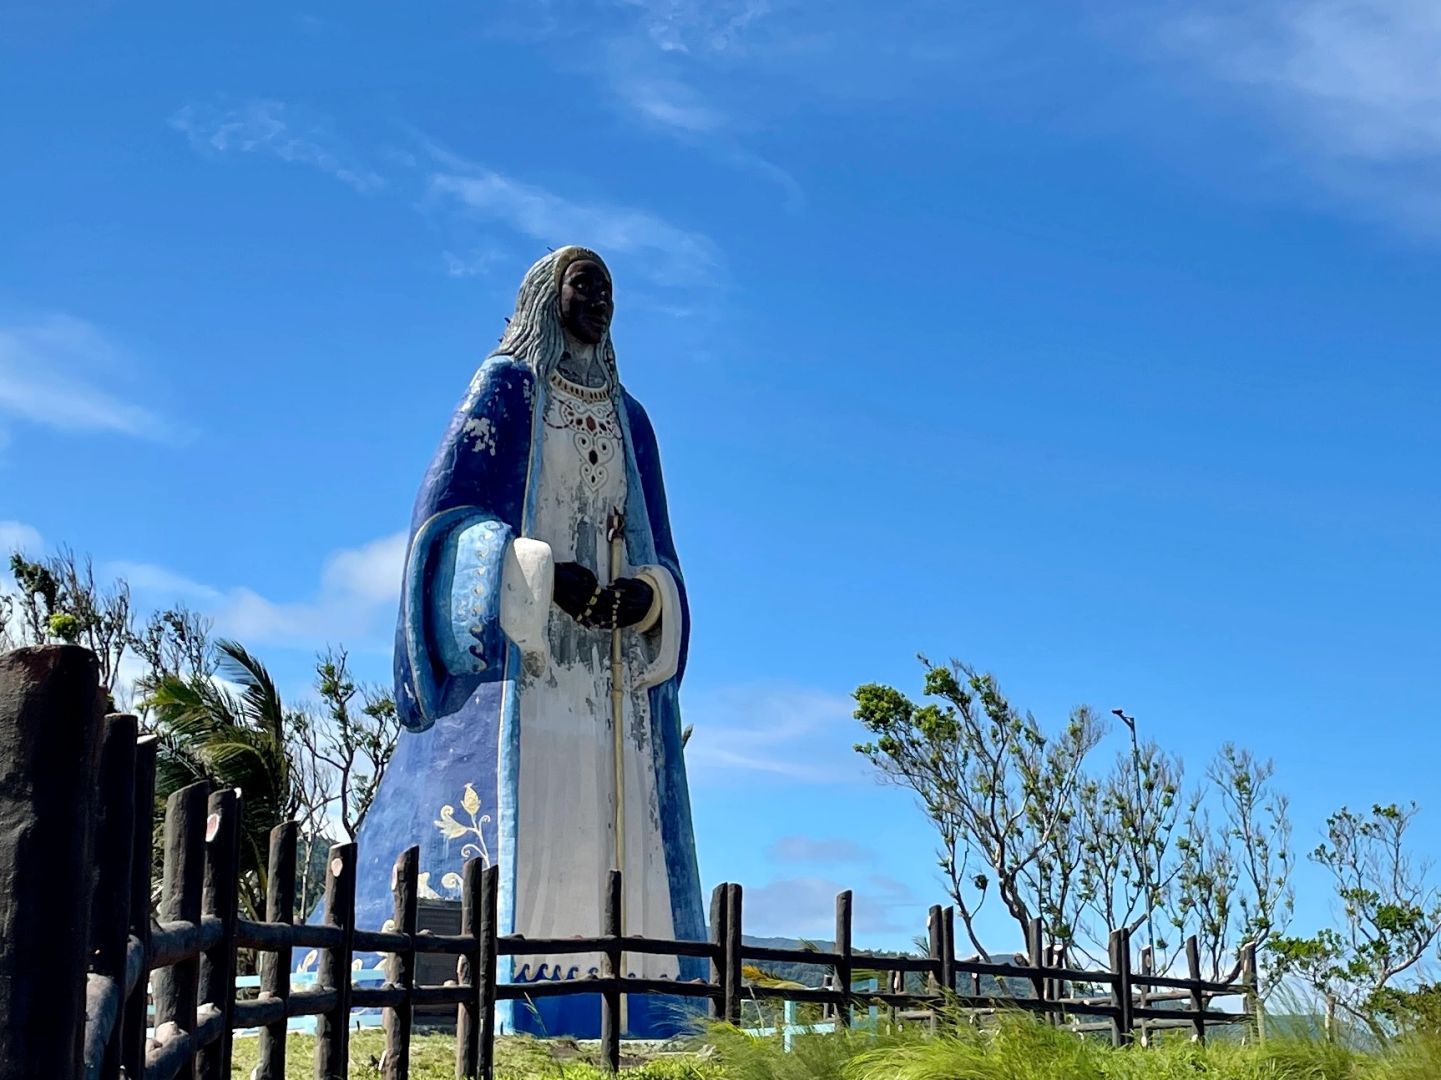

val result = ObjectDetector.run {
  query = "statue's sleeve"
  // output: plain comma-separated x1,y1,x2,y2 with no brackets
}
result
624,393,690,688
394,357,548,732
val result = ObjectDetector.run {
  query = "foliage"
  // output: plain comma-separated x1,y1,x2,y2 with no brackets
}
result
2,540,404,920
1173,745,1294,988
146,638,301,918
2,549,133,700
292,645,401,841
855,657,1294,979
1269,803,1441,1040
854,658,1102,957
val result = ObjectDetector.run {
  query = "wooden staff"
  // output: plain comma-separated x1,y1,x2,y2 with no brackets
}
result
606,507,626,878
606,506,628,1034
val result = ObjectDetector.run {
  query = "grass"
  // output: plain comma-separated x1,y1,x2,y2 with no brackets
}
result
227,1030,724,1078
227,1017,1441,1079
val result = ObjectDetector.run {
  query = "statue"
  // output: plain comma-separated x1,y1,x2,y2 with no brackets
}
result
348,247,706,1038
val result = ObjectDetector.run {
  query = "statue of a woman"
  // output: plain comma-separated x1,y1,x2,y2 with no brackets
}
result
350,247,706,1038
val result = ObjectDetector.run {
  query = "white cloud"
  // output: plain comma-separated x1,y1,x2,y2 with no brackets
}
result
0,315,171,441
1157,0,1441,228
682,685,869,783
427,155,720,285
171,99,386,195
0,521,43,555
105,560,221,602
120,531,406,652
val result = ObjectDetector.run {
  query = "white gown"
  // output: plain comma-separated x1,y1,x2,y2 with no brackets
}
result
510,370,678,981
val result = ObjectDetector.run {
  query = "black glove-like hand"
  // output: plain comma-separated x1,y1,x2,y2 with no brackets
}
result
602,576,656,630
552,562,599,622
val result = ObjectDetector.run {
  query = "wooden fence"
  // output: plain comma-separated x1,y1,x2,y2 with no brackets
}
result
0,645,1259,1080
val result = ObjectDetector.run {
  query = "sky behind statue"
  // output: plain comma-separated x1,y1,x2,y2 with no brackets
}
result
2,2,1439,954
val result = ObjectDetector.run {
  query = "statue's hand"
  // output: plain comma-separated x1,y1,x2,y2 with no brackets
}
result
553,562,599,623
596,577,656,631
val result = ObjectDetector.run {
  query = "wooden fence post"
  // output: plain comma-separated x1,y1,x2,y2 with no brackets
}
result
601,869,624,1073
83,713,138,1080
0,647,105,1080
1185,936,1205,1045
315,843,357,1080
708,884,728,1021
1138,945,1153,1046
385,846,419,1080
257,822,298,1080
1108,927,1134,1048
835,891,853,1029
926,905,943,995
941,907,956,997
457,858,484,1078
1241,941,1262,1043
1027,917,1050,1024
153,779,212,1080
477,866,499,1080
121,734,157,1080
724,884,743,1026
197,787,241,1080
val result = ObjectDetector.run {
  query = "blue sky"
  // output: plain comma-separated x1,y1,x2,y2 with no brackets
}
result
3,1,1441,956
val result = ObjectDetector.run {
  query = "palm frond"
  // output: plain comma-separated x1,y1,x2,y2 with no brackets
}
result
216,639,285,739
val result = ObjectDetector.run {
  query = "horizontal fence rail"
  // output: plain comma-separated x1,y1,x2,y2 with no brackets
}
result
0,645,1260,1079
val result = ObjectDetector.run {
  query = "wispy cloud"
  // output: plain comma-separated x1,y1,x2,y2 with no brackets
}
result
1156,0,1441,229
441,245,509,279
619,0,772,55
745,873,925,938
767,836,874,864
171,99,385,194
682,685,868,783
427,150,721,286
0,315,172,442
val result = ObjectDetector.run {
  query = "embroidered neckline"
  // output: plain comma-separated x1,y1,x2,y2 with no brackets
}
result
549,369,612,403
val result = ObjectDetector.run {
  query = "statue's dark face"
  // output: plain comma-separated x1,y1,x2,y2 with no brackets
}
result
560,259,613,345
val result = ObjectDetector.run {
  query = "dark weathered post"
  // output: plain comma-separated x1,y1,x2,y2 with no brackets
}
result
1184,936,1205,1044
315,842,357,1080
153,779,212,1080
457,857,484,1078
1027,917,1050,1024
121,734,158,1080
385,846,420,1080
1138,945,1153,1046
1048,944,1068,1025
0,646,105,1080
197,787,241,1080
600,869,624,1073
834,891,854,1029
1108,927,1134,1048
257,821,298,1079
941,906,956,996
1241,941,1262,1043
84,713,138,1079
708,884,728,1020
724,883,744,1026
477,865,500,1080
926,904,943,995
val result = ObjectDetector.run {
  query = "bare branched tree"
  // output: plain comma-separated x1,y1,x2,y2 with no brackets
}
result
296,646,401,842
